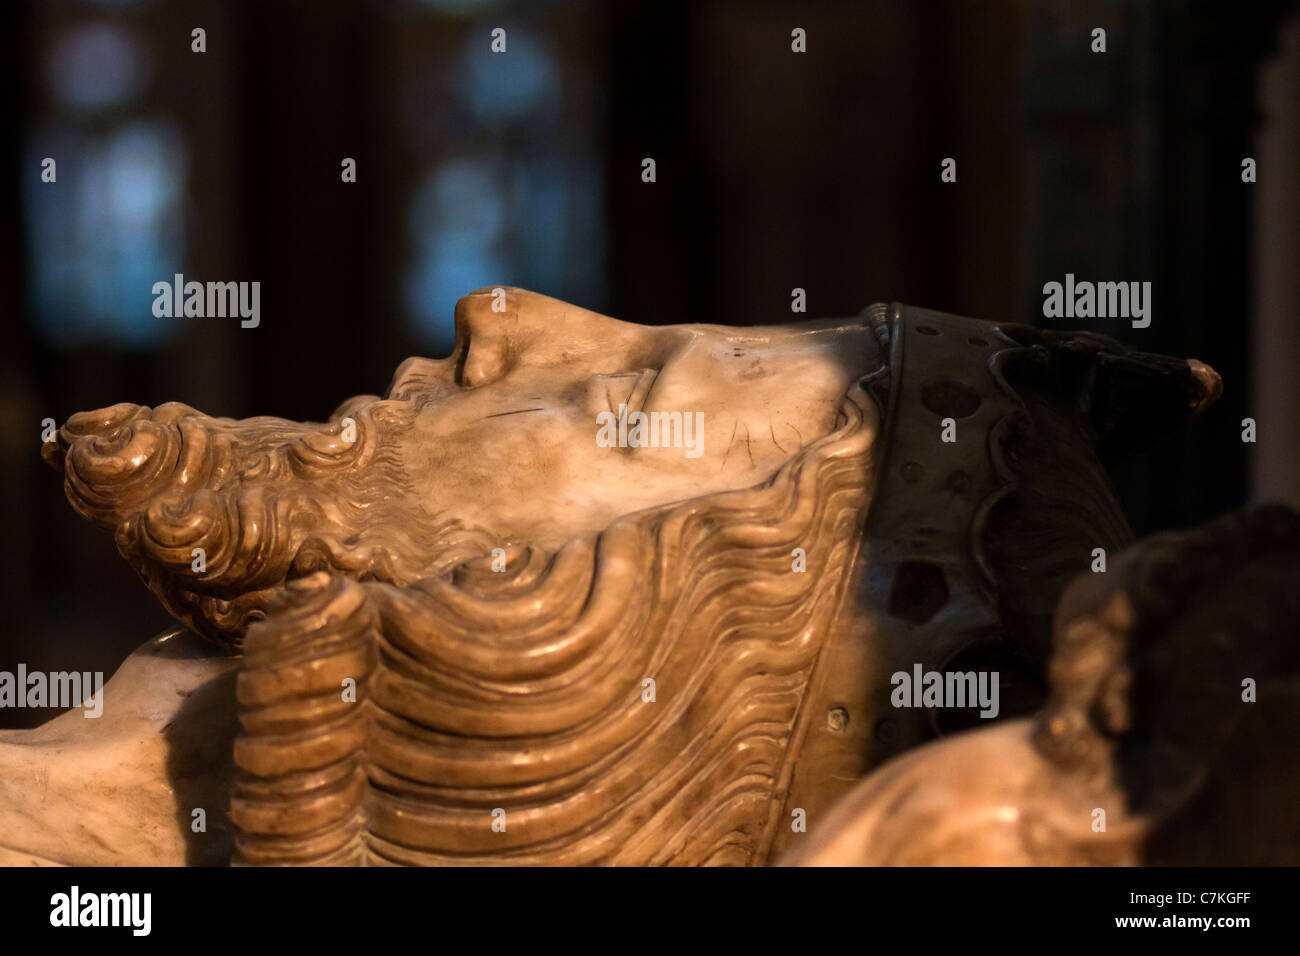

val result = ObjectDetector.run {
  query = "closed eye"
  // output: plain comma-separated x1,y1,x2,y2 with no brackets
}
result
588,368,658,417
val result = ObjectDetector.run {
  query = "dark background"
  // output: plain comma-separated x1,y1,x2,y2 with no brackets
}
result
3,0,1297,727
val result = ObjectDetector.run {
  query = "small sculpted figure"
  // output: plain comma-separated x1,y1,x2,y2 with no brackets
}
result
784,506,1300,866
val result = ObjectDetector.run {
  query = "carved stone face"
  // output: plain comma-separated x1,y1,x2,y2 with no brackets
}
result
28,287,886,867
43,287,882,645
386,287,880,548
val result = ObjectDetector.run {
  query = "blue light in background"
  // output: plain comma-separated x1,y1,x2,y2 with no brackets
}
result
25,120,187,349
455,28,560,125
404,25,604,351
46,21,151,111
27,17,186,351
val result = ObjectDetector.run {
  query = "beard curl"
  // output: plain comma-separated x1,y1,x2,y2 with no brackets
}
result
55,398,495,648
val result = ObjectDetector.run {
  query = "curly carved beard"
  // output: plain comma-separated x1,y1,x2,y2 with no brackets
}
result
230,382,879,866
43,397,498,648
43,378,880,866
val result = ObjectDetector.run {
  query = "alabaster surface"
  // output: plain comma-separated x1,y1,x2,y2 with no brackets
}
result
0,629,237,866
8,288,1227,866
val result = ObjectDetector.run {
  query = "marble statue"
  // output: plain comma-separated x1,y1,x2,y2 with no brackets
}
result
4,288,1224,866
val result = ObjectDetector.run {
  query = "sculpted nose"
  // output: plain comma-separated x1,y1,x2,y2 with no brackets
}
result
455,289,516,388
452,286,657,388
459,336,509,388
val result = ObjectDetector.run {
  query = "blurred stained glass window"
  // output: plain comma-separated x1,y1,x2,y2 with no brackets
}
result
403,3,605,351
24,15,187,350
